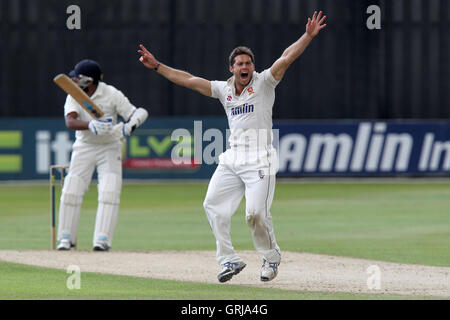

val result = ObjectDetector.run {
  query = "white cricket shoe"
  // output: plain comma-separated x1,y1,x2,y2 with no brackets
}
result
217,261,247,283
260,259,280,282
93,242,110,252
57,239,72,251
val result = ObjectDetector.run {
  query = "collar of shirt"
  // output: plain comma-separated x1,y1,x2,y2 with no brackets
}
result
227,72,257,97
90,81,105,100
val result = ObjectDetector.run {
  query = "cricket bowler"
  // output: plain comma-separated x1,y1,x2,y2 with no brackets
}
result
139,11,326,281
56,59,148,251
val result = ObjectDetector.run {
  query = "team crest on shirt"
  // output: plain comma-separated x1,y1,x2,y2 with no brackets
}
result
227,95,232,101
258,169,265,180
248,87,255,95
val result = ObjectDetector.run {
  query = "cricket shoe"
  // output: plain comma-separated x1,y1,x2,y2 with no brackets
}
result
217,261,246,283
93,243,110,252
57,239,73,251
260,259,280,282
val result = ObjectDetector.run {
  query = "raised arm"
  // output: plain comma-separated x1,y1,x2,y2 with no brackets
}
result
270,11,327,82
138,44,212,97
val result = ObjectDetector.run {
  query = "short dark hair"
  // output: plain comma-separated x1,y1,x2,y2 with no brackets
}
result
229,46,255,66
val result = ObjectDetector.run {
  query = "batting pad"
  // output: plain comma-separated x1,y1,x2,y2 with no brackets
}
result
58,174,87,243
94,173,122,247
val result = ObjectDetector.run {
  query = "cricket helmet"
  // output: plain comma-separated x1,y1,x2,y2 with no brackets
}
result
69,59,104,83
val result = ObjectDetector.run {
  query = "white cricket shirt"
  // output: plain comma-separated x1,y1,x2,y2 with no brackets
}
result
211,69,279,151
64,82,136,145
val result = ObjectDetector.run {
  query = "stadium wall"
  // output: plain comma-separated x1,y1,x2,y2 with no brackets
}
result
1,0,449,119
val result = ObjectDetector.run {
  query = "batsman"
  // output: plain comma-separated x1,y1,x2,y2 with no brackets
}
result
56,59,148,251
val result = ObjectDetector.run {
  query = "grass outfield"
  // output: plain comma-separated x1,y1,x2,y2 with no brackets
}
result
0,181,449,299
0,260,434,300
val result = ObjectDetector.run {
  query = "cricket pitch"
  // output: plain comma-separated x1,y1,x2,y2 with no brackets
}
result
0,250,449,297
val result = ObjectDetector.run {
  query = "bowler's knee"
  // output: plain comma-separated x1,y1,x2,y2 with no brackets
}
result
203,198,216,221
245,206,265,227
246,204,265,218
203,192,217,212
203,197,225,223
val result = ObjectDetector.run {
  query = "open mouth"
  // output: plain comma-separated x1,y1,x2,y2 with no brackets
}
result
240,72,249,80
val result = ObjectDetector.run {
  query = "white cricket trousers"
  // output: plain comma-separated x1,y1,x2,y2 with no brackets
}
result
203,146,281,266
57,141,123,248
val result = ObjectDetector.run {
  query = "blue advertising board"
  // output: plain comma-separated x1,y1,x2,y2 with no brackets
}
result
0,118,449,180
275,121,450,176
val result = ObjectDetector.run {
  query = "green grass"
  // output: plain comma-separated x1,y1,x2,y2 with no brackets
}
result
1,181,450,299
0,260,436,300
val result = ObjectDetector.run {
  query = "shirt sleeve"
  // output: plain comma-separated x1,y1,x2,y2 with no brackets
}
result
210,80,226,101
64,95,81,116
114,89,137,121
262,69,280,89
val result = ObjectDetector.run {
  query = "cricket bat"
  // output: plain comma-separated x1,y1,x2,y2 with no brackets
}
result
53,74,104,119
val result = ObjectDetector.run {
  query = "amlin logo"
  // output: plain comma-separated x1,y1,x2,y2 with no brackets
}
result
278,122,450,174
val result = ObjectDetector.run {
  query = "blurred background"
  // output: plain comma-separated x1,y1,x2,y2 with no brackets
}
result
2,0,449,119
0,0,449,179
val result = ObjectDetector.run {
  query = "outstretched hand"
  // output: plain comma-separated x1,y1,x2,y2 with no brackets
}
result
138,44,159,70
306,11,327,38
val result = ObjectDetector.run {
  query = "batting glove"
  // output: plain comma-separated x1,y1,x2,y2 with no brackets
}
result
122,122,135,137
88,118,113,135
110,122,134,139
111,122,125,139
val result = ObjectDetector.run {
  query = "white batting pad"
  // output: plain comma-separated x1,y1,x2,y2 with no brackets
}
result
57,174,87,244
93,173,122,247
